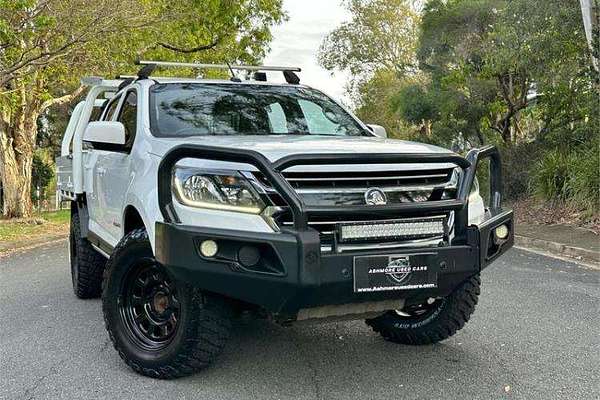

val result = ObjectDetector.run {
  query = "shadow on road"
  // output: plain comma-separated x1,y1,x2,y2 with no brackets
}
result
168,318,514,398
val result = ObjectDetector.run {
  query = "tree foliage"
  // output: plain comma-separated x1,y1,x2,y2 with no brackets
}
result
320,0,598,210
0,0,285,217
317,0,422,136
318,0,420,77
31,152,53,200
351,70,417,136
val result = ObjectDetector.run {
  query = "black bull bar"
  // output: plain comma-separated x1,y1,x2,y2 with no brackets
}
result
154,144,513,314
157,144,503,239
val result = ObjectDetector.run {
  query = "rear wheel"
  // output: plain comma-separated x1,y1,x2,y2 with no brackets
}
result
366,275,481,345
102,229,232,379
70,206,106,299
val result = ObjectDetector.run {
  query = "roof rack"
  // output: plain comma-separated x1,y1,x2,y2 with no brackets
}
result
135,60,302,84
137,60,301,72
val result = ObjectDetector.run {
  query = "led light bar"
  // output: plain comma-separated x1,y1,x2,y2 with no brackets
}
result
339,217,446,242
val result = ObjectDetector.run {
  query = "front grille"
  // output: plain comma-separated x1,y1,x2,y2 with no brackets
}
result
254,166,458,252
283,169,454,190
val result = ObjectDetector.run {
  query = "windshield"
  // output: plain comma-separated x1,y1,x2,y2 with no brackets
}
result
149,83,367,137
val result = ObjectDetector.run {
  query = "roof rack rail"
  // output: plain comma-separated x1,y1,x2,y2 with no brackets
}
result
136,60,302,84
137,60,301,72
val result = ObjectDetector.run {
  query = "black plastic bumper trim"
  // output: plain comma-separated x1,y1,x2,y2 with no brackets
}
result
155,207,513,315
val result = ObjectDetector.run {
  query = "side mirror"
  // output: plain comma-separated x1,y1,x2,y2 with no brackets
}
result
366,124,387,138
83,121,125,145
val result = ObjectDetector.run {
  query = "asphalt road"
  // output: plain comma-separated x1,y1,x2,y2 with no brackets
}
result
1,242,598,400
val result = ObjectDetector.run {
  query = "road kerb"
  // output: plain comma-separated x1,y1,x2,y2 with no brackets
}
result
515,234,599,269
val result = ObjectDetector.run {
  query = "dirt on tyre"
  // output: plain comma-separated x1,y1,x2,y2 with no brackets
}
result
366,274,481,345
102,228,232,379
70,206,107,299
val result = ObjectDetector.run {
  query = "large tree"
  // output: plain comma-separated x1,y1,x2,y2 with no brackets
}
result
318,0,420,76
0,0,285,218
405,0,594,146
322,0,595,148
317,0,421,136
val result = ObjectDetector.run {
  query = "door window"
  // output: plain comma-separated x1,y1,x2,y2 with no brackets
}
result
117,91,138,151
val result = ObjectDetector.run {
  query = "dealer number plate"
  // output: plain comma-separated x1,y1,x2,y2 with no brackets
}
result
353,254,438,293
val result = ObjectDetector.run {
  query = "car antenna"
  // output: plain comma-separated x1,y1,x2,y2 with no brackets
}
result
226,61,242,82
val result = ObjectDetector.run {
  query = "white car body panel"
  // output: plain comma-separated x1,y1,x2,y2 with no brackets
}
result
59,78,486,254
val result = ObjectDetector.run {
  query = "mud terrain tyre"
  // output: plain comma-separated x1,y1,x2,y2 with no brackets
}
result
366,275,481,345
70,207,106,298
102,229,232,379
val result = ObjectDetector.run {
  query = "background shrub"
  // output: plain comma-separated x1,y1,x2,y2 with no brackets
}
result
533,145,599,213
501,142,541,201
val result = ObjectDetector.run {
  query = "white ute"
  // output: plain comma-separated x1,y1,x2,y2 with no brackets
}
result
57,61,513,379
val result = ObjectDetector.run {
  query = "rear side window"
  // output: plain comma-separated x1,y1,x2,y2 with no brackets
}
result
117,91,138,150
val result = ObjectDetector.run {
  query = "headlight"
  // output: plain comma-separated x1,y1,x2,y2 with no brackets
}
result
173,168,266,214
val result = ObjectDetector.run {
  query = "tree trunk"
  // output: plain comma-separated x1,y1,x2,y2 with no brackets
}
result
423,119,432,137
0,143,33,218
0,77,82,218
0,110,38,218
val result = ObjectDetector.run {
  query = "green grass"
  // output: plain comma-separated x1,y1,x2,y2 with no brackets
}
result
41,209,70,224
0,209,70,243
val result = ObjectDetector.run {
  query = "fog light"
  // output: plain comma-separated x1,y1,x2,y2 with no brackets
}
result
495,224,509,240
200,240,218,257
238,246,260,267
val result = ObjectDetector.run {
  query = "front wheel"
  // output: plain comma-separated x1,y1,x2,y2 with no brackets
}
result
366,275,481,345
102,229,232,379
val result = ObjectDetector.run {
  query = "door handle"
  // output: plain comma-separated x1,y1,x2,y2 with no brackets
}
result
97,167,107,177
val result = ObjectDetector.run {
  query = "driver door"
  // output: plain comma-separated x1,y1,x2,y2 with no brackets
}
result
93,89,139,246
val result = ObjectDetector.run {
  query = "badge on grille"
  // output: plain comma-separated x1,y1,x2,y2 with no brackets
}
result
364,187,387,205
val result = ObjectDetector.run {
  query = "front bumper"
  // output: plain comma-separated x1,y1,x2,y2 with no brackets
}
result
155,209,513,317
155,144,513,319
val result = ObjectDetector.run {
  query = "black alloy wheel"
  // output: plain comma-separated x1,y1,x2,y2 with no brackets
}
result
102,228,232,379
119,260,180,350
